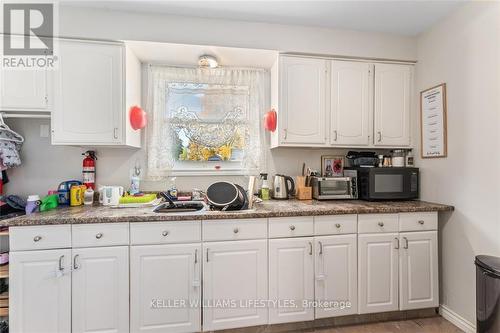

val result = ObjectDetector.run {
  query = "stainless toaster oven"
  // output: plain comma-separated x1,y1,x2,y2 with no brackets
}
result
311,176,358,200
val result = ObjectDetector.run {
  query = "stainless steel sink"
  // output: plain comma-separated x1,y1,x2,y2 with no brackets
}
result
153,201,208,214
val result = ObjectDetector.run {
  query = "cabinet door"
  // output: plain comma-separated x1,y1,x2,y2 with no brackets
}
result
72,246,129,333
330,61,372,146
280,56,327,145
315,235,357,318
0,35,52,112
52,40,123,145
203,240,268,331
10,249,71,333
0,69,51,111
130,244,201,333
374,63,412,146
358,233,399,314
400,231,439,310
269,237,314,324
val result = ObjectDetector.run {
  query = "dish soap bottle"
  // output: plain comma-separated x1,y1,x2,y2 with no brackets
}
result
260,173,270,200
129,161,141,195
168,177,178,200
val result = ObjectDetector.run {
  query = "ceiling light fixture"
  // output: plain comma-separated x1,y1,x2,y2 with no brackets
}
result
198,55,218,68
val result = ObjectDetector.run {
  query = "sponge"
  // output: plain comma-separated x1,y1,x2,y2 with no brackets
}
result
119,194,157,204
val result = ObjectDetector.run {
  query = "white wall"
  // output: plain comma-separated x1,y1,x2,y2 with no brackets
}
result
4,6,413,196
415,2,500,325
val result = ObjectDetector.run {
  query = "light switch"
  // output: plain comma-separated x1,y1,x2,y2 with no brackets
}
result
40,124,50,138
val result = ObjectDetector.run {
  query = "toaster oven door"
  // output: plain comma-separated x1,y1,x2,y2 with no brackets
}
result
319,178,352,197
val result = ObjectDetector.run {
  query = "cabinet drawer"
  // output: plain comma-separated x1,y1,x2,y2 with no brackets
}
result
358,214,399,233
72,223,129,248
399,212,437,232
314,215,357,235
203,219,267,241
10,225,71,251
130,220,201,245
269,216,314,238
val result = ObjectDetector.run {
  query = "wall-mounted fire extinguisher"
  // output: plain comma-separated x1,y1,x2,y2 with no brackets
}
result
82,151,97,190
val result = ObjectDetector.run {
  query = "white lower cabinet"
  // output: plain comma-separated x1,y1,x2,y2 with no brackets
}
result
72,246,129,333
203,239,268,331
269,237,315,324
358,233,399,314
10,249,72,333
130,243,201,333
315,235,358,318
399,231,439,310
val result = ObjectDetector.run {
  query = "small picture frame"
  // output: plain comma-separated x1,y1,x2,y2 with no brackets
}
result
321,155,344,177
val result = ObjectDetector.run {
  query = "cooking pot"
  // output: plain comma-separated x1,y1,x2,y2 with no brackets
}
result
206,182,248,211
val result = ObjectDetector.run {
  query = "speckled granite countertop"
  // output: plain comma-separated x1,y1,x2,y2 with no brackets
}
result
0,200,453,226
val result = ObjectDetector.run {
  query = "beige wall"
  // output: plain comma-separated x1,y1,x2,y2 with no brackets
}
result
415,2,500,325
4,6,413,196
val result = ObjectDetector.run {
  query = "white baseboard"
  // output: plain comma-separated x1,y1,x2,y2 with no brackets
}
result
439,305,476,333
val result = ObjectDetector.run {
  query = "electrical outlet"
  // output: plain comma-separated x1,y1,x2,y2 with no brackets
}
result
40,124,50,138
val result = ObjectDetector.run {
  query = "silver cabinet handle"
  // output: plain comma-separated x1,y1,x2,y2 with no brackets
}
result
58,255,65,271
403,237,409,249
194,249,198,264
308,241,313,256
335,223,341,229
73,254,80,270
378,222,384,227
333,130,338,141
233,228,239,234
206,248,209,262
33,235,42,242
113,128,118,139
318,241,323,255
394,237,400,250
289,225,295,231
162,231,169,237
377,131,382,142
95,233,103,239
418,220,425,225
284,129,288,140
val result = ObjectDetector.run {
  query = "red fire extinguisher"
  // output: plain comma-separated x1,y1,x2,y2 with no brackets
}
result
82,151,97,190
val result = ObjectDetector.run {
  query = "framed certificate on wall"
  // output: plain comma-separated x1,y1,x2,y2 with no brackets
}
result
420,83,448,158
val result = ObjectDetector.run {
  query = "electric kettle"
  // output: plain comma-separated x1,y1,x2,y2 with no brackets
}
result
272,174,295,199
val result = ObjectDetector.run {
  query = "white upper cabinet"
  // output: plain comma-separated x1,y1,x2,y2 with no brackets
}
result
315,234,358,319
399,231,439,310
330,61,372,146
271,55,414,149
358,233,399,314
374,63,412,147
269,237,315,324
0,36,53,112
203,240,268,331
52,39,141,147
72,246,129,333
277,56,327,146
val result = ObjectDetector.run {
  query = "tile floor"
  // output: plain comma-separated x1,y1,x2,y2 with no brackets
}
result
312,317,463,333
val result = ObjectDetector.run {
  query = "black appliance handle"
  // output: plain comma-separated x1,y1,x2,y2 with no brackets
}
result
284,176,295,198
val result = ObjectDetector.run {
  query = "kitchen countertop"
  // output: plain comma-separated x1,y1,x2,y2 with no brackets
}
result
0,200,453,226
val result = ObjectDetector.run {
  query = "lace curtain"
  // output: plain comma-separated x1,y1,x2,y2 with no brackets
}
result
146,65,269,179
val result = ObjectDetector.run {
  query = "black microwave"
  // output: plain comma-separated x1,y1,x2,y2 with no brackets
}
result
345,167,419,201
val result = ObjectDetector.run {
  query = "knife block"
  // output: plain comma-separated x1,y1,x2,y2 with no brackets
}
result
296,187,312,200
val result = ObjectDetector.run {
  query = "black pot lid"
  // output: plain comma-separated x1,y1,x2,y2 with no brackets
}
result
206,182,239,206
475,255,500,276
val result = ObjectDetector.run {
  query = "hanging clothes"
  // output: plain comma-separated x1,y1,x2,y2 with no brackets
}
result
0,113,24,169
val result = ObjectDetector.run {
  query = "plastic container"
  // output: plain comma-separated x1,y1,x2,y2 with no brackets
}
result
391,149,406,167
